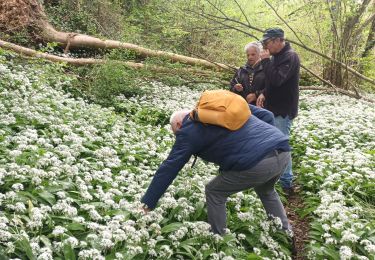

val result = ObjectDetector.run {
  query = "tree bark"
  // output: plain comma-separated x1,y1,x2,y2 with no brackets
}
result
0,0,231,71
194,1,375,86
324,0,373,88
362,14,375,58
0,39,228,77
2,38,373,103
300,64,374,103
40,24,232,70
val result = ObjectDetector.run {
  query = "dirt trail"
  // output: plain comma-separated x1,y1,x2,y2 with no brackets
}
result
284,187,310,260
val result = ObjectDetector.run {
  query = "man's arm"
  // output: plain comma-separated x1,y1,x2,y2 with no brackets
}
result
261,53,300,88
249,104,275,126
141,132,193,209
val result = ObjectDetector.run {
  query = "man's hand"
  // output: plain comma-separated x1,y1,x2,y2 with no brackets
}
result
257,93,265,108
260,49,271,60
246,93,256,104
234,83,243,92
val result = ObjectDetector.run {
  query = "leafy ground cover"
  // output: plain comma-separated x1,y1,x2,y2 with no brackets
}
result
292,95,375,259
0,51,374,259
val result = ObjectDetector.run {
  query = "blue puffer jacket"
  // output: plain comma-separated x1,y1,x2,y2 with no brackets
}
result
141,105,290,209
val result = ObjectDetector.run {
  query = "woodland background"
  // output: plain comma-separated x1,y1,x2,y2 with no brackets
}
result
0,0,374,103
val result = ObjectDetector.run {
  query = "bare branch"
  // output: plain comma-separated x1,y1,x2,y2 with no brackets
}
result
326,0,340,41
263,0,306,46
353,12,375,38
300,64,338,91
192,6,375,85
205,0,232,21
187,48,237,71
186,9,259,39
0,39,229,77
301,64,374,102
232,0,252,28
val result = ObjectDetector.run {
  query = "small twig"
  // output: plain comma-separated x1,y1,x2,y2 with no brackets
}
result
189,26,232,32
263,0,306,46
189,5,375,85
188,10,259,39
326,0,340,41
186,48,237,71
300,64,338,92
232,0,252,28
301,65,374,102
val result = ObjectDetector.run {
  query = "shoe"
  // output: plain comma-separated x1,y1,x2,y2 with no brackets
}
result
282,187,295,196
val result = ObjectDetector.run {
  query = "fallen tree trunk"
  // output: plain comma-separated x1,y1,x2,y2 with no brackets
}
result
41,24,232,71
0,39,228,78
2,39,373,103
0,0,232,71
300,86,374,103
299,65,374,103
0,39,132,67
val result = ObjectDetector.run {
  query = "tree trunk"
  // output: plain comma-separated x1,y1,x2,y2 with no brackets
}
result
40,24,231,70
0,39,229,78
362,15,375,58
0,0,232,71
323,0,372,89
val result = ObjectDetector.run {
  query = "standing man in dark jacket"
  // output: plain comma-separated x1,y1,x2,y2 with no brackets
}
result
256,28,300,193
141,105,292,235
230,42,266,105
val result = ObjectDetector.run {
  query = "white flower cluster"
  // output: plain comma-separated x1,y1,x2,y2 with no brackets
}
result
1,54,374,259
294,94,375,259
0,57,253,259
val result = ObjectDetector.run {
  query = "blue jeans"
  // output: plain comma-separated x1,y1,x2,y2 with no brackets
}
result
274,116,293,188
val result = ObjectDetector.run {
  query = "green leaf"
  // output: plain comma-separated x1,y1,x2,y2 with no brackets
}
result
246,236,258,247
192,201,205,220
180,237,201,247
40,235,52,249
67,222,86,232
63,243,76,260
107,209,130,219
175,251,195,259
247,253,262,260
179,245,196,257
37,190,56,205
0,245,10,260
51,215,72,222
18,191,38,202
202,248,215,259
45,181,74,193
222,233,236,244
161,222,184,234
322,247,340,259
300,206,316,218
16,238,36,260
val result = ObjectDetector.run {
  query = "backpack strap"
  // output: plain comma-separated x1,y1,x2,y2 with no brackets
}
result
190,109,199,122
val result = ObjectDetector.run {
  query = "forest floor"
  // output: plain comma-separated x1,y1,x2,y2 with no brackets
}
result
284,186,310,260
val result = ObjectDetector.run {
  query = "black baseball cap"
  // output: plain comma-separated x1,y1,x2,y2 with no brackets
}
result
260,28,284,43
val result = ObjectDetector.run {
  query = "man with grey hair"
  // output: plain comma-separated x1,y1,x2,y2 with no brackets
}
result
141,105,292,239
169,109,191,134
230,42,266,105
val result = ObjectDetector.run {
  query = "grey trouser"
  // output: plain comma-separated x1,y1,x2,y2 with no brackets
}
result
205,151,291,235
